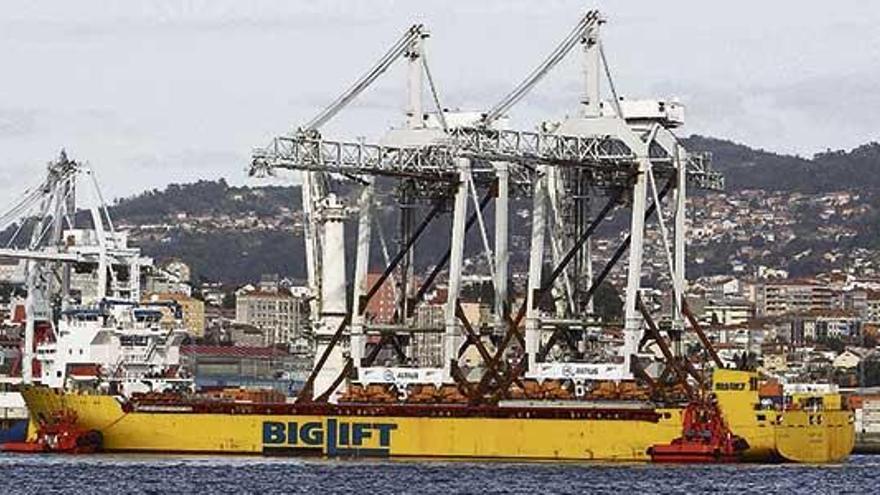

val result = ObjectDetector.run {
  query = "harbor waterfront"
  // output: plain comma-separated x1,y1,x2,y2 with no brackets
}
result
1,453,878,495
0,2,873,477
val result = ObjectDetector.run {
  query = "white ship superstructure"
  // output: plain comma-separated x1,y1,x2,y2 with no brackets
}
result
37,301,191,395
0,377,27,420
0,152,192,397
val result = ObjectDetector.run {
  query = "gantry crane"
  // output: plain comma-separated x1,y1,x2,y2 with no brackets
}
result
252,12,723,404
252,24,464,401
450,11,723,395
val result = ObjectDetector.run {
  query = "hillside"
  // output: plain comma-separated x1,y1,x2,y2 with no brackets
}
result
683,136,880,192
111,179,301,223
106,136,880,284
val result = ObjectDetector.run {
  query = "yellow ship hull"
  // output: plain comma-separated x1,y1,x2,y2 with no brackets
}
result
23,387,680,460
20,379,854,463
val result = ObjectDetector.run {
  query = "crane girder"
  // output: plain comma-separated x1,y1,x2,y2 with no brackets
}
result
0,248,80,263
252,125,721,193
253,135,463,182
450,127,633,168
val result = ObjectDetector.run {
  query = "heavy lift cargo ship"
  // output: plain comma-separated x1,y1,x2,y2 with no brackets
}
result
20,369,853,462
10,11,856,464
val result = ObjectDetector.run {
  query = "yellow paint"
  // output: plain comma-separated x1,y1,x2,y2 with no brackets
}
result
712,369,854,463
21,370,854,463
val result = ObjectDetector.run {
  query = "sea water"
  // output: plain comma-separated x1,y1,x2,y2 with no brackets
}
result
1,452,875,494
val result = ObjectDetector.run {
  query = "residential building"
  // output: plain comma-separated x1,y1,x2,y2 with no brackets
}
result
363,272,400,324
235,285,307,349
843,289,869,318
144,292,206,338
702,298,754,326
204,305,235,329
763,352,788,373
755,279,835,316
227,322,269,347
788,309,861,343
198,282,227,307
818,311,862,339
143,266,192,297
833,349,863,370
695,276,744,300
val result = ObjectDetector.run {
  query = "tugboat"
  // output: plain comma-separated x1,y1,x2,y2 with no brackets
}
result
2,409,102,454
649,395,749,463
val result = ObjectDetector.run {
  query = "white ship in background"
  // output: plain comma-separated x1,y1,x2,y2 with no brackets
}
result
38,300,191,396
0,153,192,406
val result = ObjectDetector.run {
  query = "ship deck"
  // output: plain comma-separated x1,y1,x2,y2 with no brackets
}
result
127,399,665,422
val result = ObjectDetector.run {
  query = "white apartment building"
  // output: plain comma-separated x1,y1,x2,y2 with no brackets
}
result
703,298,754,326
755,279,835,316
235,286,307,349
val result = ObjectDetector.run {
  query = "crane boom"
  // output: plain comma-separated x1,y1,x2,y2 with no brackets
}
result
0,248,80,263
302,24,428,133
482,10,600,125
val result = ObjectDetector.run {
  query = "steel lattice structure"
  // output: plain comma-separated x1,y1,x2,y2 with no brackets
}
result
252,10,724,404
252,125,722,195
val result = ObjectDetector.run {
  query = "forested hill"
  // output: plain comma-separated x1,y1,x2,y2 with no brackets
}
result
109,179,305,283
106,136,880,283
111,179,302,224
682,136,880,192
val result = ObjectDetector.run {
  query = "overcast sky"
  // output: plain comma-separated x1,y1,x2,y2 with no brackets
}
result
1,0,878,201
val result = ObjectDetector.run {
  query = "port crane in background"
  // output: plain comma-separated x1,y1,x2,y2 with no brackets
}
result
0,152,150,384
252,11,723,404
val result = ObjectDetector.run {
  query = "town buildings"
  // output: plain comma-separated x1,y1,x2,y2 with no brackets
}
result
144,292,206,338
363,272,403,324
755,279,835,316
234,276,308,350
